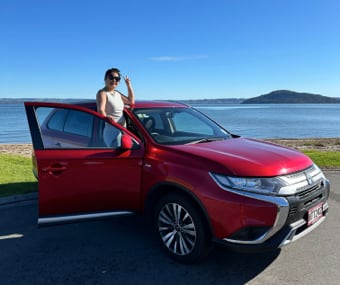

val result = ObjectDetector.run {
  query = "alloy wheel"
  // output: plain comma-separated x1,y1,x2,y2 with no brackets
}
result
157,202,197,256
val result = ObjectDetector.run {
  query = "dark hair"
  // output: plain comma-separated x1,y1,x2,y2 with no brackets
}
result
104,68,121,80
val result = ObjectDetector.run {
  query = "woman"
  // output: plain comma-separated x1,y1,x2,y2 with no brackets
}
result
96,67,135,147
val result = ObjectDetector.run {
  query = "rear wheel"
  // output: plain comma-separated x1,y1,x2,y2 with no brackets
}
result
154,193,211,263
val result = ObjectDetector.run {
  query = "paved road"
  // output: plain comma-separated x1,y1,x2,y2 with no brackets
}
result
0,171,339,285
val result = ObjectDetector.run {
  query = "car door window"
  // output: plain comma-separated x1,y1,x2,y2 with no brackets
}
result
36,106,120,149
46,109,68,132
63,110,93,137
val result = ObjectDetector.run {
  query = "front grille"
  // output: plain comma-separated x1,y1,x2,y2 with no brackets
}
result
288,206,298,216
285,177,329,225
304,194,323,208
278,164,325,196
297,182,323,199
288,182,324,217
296,180,324,208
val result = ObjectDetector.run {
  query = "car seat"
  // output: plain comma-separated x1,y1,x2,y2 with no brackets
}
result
143,117,155,133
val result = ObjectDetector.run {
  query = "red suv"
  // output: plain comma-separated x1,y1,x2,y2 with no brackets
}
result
25,100,330,263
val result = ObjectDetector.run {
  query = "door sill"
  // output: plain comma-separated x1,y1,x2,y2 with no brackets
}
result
38,211,135,226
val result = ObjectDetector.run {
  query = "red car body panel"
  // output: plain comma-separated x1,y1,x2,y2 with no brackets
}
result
165,138,313,176
35,147,144,216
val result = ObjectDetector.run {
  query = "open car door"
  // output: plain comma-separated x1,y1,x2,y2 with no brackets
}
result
24,101,144,226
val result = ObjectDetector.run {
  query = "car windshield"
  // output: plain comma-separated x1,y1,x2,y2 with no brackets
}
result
133,107,231,145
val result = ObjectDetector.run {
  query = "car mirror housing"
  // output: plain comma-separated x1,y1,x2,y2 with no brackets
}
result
120,133,133,150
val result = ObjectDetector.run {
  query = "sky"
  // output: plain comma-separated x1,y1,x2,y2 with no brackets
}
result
0,0,339,100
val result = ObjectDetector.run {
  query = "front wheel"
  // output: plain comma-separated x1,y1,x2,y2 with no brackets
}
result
154,193,212,263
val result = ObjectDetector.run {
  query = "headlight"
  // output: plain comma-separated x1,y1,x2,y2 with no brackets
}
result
211,173,287,195
211,164,325,196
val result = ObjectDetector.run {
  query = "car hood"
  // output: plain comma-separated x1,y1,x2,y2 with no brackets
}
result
170,137,313,176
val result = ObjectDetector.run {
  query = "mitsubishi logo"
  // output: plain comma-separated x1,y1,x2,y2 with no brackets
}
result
305,172,314,185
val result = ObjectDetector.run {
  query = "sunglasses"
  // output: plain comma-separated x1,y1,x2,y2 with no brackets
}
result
108,75,121,81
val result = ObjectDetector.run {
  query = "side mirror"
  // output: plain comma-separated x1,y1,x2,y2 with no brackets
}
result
120,133,133,150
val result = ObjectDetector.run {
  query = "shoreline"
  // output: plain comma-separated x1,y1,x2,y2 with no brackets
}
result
1,138,340,157
0,144,34,157
266,138,340,152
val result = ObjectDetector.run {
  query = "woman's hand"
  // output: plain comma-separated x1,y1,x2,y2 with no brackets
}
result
106,115,115,121
123,75,135,104
124,76,132,87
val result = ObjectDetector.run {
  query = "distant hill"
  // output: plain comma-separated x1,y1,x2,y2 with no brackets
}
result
242,90,340,104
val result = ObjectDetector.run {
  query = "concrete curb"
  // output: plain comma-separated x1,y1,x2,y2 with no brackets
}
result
0,192,38,206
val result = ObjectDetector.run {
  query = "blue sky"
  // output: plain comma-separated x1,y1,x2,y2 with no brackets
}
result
1,0,339,100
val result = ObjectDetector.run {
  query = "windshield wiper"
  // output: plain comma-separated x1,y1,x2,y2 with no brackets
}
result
188,137,225,144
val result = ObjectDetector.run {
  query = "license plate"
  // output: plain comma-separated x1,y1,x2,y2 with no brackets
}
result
307,202,324,226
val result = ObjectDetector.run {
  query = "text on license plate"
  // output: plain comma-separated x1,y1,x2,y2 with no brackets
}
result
308,202,324,226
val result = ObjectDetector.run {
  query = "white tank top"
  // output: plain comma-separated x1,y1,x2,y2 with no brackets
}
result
105,91,124,123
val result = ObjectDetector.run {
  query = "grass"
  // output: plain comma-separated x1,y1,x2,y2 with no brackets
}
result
302,150,340,169
0,154,37,198
0,150,339,198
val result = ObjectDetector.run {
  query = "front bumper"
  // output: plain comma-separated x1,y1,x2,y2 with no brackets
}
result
212,175,330,252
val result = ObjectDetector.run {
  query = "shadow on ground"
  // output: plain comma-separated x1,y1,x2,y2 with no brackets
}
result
0,182,37,198
0,211,280,284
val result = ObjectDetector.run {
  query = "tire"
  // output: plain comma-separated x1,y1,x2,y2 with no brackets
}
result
153,193,212,263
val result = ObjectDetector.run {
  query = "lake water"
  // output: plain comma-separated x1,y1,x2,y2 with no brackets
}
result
194,104,340,139
1,102,340,144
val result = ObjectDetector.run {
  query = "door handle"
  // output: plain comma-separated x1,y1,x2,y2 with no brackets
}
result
42,164,67,175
